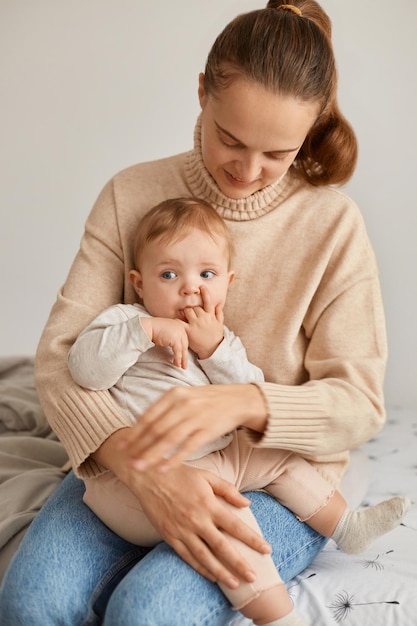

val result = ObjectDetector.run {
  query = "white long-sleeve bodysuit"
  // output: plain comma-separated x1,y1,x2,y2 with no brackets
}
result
68,302,264,460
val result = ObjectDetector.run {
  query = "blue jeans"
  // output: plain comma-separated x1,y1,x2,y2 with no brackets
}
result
0,471,326,626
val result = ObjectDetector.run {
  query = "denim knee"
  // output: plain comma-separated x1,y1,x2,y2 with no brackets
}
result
104,492,326,626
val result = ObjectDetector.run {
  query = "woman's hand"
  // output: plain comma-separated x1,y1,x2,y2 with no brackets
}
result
93,431,271,588
118,383,268,472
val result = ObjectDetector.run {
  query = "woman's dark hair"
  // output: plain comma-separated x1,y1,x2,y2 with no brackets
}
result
203,0,357,186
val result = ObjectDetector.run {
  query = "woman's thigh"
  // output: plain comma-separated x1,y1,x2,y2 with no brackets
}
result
0,471,149,626
0,478,326,626
104,491,327,626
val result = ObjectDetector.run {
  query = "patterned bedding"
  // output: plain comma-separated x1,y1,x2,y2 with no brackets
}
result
234,407,417,625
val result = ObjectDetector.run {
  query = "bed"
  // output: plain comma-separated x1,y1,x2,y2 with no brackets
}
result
1,356,416,625
234,410,417,625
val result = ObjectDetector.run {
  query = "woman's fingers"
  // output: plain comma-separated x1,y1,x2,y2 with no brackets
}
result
128,465,267,586
165,503,257,587
207,473,271,556
119,384,267,472
166,471,270,585
129,424,216,472
120,385,242,468
170,535,242,588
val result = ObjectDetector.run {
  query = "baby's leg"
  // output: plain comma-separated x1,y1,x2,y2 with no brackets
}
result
325,494,410,554
261,453,410,555
83,474,162,546
217,500,307,625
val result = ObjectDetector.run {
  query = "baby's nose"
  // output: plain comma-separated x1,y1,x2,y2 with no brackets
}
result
180,280,200,295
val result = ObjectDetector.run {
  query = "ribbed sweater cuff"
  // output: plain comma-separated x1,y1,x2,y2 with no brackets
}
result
246,382,328,454
56,385,132,478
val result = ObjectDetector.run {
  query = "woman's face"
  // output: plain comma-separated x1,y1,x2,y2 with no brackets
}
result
198,74,319,199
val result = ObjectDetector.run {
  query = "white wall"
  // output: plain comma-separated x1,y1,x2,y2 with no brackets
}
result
1,1,416,407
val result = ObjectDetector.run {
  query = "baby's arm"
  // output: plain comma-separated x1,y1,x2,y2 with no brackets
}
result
184,285,263,384
199,328,264,385
68,304,154,389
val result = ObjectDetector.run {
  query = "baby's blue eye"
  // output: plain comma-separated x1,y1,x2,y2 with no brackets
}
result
200,270,215,279
161,271,176,280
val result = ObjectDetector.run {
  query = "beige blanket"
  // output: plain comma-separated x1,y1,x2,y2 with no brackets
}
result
0,357,68,582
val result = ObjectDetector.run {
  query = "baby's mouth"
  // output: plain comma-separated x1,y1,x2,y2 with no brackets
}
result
178,309,188,322
178,305,200,321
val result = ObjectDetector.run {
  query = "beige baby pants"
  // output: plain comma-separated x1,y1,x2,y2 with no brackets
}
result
84,429,334,610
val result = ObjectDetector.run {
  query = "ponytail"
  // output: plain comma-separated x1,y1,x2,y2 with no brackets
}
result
204,1,358,185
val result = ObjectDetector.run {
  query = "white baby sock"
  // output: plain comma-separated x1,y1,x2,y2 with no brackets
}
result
262,608,308,626
332,495,410,554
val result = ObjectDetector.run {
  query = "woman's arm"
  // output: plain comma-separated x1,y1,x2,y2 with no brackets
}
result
35,179,134,477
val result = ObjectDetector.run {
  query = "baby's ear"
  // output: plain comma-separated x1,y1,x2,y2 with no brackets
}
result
228,270,236,286
129,269,143,298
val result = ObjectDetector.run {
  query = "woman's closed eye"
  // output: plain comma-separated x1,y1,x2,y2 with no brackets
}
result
267,152,289,162
220,136,242,149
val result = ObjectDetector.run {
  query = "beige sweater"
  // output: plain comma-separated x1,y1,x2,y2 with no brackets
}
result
35,120,387,485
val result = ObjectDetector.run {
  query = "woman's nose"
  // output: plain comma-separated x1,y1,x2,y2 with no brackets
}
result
238,153,261,182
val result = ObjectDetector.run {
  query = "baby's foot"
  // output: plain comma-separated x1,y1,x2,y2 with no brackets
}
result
332,496,410,554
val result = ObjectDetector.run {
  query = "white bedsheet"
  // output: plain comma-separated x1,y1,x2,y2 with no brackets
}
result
232,406,417,626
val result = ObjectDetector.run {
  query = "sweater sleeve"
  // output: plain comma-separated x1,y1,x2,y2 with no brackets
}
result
34,179,137,478
246,234,388,464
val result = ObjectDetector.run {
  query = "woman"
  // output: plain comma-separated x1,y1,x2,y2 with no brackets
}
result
0,1,387,624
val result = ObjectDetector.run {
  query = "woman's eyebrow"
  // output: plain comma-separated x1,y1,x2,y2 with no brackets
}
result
215,122,243,144
215,121,299,153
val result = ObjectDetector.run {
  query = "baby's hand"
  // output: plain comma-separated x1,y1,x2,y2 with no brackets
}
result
141,317,189,368
184,285,224,360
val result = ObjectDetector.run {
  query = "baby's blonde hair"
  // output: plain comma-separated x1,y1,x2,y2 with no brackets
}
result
133,197,234,269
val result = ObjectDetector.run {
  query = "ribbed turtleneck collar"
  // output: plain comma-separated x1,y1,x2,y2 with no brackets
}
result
184,116,290,222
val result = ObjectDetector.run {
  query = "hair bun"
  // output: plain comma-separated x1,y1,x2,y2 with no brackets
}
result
276,4,302,17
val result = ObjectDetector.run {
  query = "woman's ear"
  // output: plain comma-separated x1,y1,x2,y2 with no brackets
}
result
129,269,143,299
198,73,207,108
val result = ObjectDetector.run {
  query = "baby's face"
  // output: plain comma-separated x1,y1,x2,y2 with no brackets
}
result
132,229,234,320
